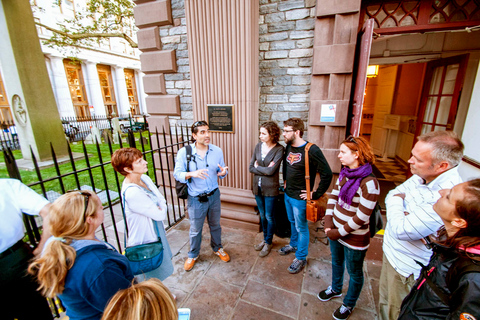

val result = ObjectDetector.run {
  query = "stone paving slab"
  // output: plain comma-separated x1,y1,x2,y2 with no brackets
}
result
162,219,382,320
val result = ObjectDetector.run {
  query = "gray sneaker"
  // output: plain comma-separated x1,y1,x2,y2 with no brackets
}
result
254,240,265,251
287,258,307,274
278,244,297,255
259,243,272,257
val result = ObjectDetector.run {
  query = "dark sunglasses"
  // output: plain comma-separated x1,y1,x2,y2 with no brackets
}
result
66,190,91,222
192,121,208,129
346,135,358,144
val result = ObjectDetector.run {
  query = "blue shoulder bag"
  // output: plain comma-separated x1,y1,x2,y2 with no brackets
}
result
121,186,164,275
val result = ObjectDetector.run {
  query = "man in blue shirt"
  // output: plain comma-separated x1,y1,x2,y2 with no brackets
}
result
174,121,230,271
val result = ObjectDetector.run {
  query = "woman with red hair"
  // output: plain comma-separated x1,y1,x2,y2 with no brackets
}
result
318,136,380,320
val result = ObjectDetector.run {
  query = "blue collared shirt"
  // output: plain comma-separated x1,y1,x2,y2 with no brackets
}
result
173,143,227,197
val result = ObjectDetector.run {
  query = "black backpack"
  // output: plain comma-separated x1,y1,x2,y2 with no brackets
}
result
368,173,383,237
175,145,192,199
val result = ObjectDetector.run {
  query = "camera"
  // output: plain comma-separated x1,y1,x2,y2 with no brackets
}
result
198,193,209,202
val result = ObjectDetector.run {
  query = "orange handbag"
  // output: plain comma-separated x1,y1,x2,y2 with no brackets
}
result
305,143,328,223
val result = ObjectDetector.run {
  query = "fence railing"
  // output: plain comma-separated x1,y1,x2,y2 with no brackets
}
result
0,120,19,151
2,125,192,261
61,114,148,142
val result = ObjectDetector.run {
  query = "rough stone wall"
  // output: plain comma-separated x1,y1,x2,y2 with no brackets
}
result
158,0,192,130
259,0,316,137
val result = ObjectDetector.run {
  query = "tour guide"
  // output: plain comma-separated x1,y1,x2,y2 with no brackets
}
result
174,120,230,271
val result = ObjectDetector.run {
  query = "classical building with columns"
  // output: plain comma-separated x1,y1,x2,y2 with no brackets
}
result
33,0,146,119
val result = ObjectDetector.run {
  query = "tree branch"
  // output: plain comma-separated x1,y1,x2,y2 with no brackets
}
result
35,22,138,48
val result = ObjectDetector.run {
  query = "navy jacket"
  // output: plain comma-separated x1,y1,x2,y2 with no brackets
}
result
59,242,134,320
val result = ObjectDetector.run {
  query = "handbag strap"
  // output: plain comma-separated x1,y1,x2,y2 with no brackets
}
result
305,143,314,201
121,185,162,250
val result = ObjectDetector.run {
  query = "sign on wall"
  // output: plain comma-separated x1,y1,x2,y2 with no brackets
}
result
207,104,234,133
320,104,336,122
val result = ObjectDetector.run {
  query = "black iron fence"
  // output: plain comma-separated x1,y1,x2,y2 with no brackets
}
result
0,120,19,151
61,114,148,142
2,125,192,270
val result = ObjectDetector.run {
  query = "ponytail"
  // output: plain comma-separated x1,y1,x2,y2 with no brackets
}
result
28,239,76,297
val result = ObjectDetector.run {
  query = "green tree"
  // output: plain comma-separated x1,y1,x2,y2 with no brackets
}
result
32,0,137,53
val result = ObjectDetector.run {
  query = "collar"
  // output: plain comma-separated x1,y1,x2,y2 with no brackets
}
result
191,143,213,155
415,166,460,189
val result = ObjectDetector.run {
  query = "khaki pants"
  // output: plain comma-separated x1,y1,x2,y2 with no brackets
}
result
378,254,416,320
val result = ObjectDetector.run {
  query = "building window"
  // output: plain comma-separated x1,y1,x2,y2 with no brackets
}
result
64,59,90,118
97,65,118,117
0,70,13,123
124,69,140,115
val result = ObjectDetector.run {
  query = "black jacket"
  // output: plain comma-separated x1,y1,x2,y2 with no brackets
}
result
249,142,284,197
398,243,480,320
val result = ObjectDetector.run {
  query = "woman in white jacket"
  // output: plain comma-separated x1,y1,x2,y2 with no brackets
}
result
112,148,174,281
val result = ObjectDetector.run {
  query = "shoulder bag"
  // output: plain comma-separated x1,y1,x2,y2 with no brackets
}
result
305,143,328,223
175,144,192,199
368,173,384,238
121,187,164,275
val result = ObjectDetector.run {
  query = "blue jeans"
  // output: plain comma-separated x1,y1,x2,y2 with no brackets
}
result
254,188,276,245
187,189,222,258
284,193,308,260
329,239,367,308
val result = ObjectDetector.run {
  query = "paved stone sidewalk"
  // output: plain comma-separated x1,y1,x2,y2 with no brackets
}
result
162,219,382,320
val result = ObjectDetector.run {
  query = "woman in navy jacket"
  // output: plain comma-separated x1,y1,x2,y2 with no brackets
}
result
29,191,134,320
398,179,480,320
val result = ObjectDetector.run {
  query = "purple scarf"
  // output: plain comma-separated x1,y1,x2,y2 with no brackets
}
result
338,163,372,206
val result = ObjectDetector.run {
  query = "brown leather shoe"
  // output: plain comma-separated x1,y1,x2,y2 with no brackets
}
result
214,248,230,262
184,257,198,271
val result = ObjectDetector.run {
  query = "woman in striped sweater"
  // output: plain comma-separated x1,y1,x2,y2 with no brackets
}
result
318,136,380,320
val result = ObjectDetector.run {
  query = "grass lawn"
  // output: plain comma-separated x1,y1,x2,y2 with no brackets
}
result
0,131,156,200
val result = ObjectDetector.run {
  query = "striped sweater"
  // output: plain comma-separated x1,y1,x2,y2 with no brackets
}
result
324,175,380,250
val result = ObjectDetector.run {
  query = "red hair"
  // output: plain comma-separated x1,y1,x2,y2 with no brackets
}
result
341,136,375,166
111,148,143,176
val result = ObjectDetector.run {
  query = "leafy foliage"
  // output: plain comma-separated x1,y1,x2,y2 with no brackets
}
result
32,0,137,54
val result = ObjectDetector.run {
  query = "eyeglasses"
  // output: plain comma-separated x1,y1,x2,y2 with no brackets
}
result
67,190,91,222
346,135,358,144
283,129,295,133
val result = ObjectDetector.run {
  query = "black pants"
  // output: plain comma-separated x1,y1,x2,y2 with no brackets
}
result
0,243,53,320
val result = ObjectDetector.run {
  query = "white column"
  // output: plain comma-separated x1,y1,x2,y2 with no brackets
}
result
113,65,129,116
136,70,147,115
48,55,75,117
83,61,106,116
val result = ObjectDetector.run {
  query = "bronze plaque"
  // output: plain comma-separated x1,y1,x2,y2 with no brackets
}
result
207,104,234,133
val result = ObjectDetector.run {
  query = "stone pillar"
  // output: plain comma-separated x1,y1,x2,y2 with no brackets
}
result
309,0,362,173
48,55,75,117
83,61,106,116
136,70,147,114
0,0,67,161
113,66,129,115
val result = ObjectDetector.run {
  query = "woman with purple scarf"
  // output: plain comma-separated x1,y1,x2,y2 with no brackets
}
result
317,136,380,320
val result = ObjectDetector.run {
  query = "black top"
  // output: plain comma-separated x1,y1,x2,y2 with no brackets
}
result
249,142,284,197
283,142,332,200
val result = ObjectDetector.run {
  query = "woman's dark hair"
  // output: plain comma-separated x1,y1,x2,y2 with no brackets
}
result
341,136,376,166
260,121,281,143
111,148,143,176
440,179,480,260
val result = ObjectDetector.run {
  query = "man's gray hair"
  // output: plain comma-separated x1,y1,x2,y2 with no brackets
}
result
417,131,464,167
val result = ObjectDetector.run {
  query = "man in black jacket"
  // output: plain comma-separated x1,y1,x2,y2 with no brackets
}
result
280,118,332,274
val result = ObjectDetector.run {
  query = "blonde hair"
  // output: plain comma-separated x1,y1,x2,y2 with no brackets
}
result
28,190,99,298
101,278,178,320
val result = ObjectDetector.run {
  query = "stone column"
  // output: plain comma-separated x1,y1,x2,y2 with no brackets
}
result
136,70,147,114
83,61,106,116
113,65,129,115
0,0,67,161
48,55,75,117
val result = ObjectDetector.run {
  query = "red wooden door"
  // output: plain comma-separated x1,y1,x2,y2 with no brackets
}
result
415,54,468,136
350,18,375,137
